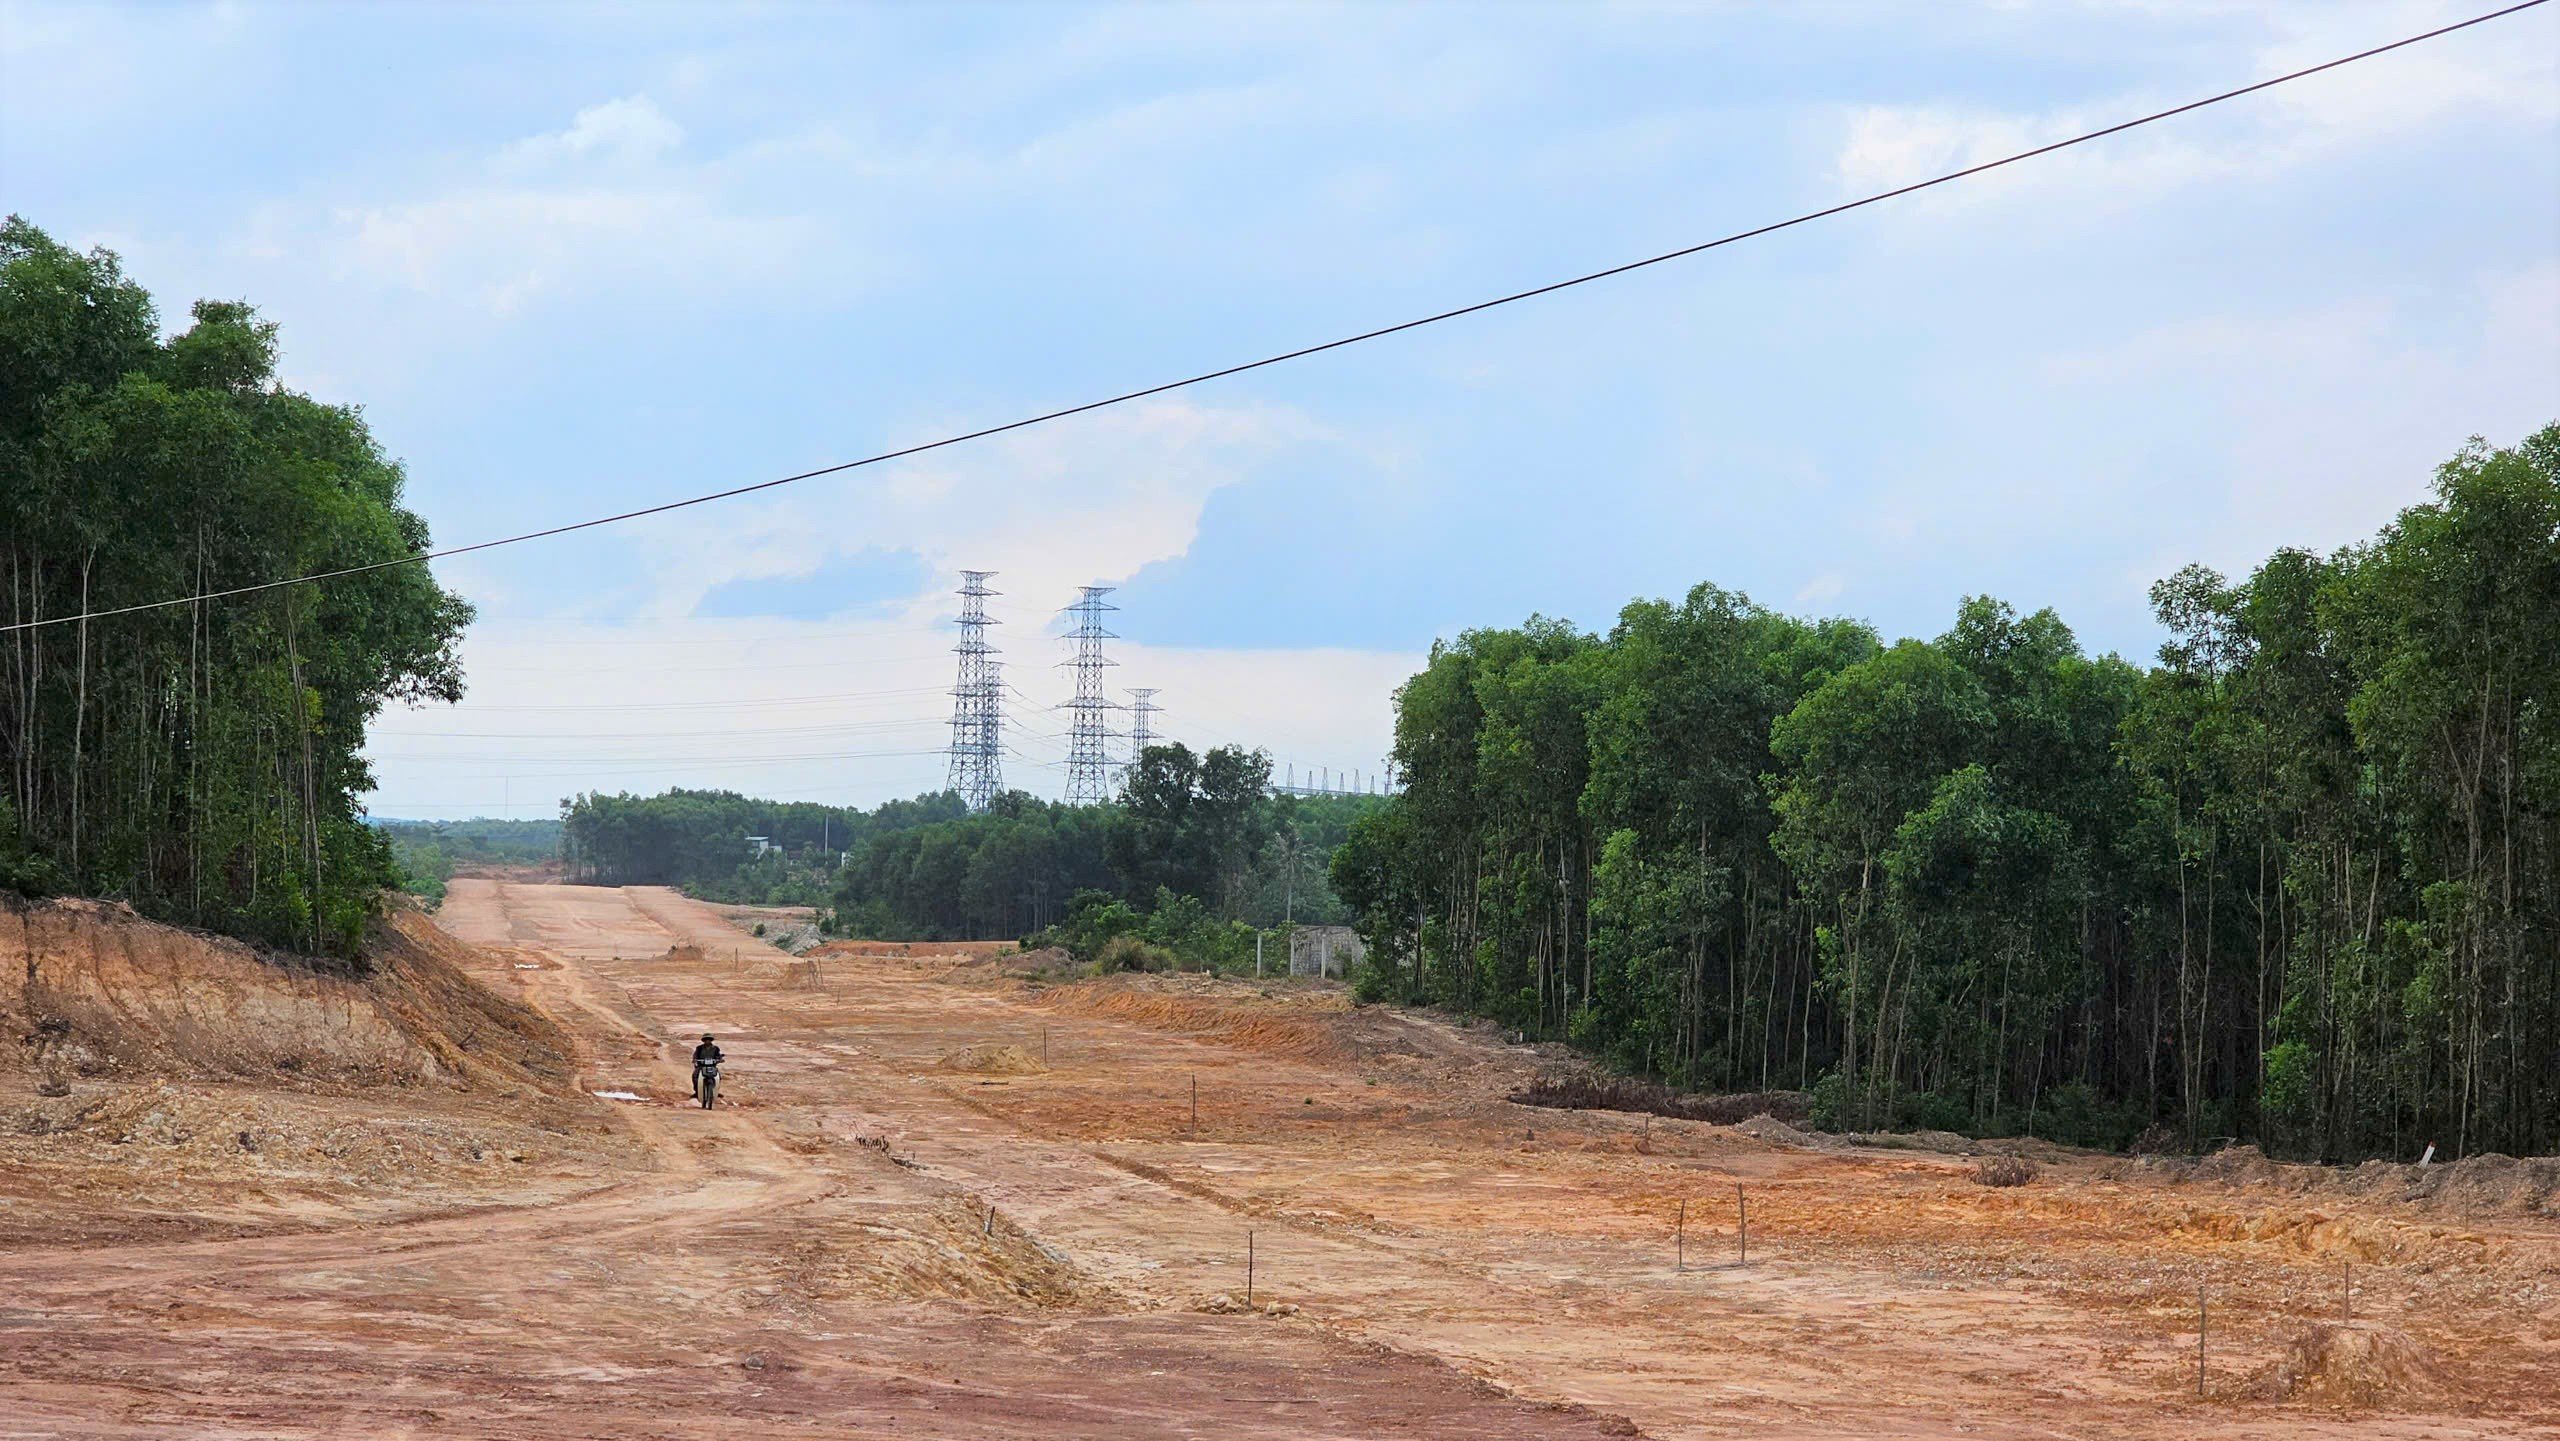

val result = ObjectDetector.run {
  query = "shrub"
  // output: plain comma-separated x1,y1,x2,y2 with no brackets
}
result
1973,1155,2038,1187
1096,934,1175,973
1807,1070,1850,1130
1350,961,1395,1005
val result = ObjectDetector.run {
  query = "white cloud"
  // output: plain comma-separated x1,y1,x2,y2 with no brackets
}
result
365,608,1417,814
304,93,821,316
2045,258,2560,578
1834,2,2558,210
361,393,1408,811
499,95,686,171
333,186,813,314
619,397,1340,621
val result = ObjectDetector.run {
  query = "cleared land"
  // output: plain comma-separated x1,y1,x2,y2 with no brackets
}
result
3,880,2553,1438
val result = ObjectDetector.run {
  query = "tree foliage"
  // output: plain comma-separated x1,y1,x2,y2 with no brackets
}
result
1,218,472,958
1336,429,2558,1159
827,745,1377,942
560,787,954,905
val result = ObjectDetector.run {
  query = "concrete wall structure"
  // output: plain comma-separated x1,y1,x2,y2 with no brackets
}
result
1288,925,1364,980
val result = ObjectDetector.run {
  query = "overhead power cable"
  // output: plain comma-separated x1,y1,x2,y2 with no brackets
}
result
419,684,950,714
385,745,951,784
370,717,946,741
467,649,952,677
370,740,945,766
1,0,2539,639
464,618,956,647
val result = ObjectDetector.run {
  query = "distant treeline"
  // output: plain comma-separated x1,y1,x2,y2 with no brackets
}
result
1,220,471,958
834,744,1379,940
373,818,564,906
558,788,956,906
1333,429,2558,1162
554,749,1380,938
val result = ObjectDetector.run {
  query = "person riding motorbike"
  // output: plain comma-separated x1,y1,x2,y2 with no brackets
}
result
691,1034,723,1101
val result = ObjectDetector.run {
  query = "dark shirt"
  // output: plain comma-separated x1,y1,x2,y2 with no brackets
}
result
693,1041,722,1066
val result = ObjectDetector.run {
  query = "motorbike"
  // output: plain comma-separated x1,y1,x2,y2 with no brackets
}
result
694,1057,721,1110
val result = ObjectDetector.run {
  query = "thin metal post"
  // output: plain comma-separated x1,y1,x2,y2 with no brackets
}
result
1041,1026,1049,1064
1191,1073,1198,1134
1675,1198,1686,1272
1247,1229,1255,1305
2343,1260,2351,1327
1737,1184,1748,1266
2197,1279,2207,1397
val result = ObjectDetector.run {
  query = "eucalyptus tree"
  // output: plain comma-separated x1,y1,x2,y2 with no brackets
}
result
1335,424,2555,1160
2,218,470,957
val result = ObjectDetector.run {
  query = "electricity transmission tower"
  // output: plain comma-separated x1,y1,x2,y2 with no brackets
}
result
1060,586,1119,804
945,571,1003,811
1125,687,1160,772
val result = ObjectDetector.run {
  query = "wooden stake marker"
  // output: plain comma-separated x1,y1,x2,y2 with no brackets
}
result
2197,1278,2208,1398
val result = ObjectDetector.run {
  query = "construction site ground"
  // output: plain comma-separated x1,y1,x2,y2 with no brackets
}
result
4,879,2553,1438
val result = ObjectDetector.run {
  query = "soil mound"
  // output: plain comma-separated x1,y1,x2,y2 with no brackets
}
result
1972,1155,2038,1187
2407,1153,2560,1215
1037,983,1352,1061
809,938,1021,962
772,1198,1099,1308
5,898,579,1095
2196,1143,2295,1189
2257,1325,2444,1407
940,1043,1047,1076
11,1081,587,1179
1510,1073,1813,1126
1004,946,1079,978
2112,1143,2558,1220
1025,973,1517,1074
1735,1113,1842,1151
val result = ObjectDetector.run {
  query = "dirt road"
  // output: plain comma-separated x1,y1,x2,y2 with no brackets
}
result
4,879,2552,1438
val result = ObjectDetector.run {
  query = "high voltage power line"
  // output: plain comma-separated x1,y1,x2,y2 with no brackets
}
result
2,0,2538,638
459,619,962,647
466,651,954,677
373,720,946,740
377,745,953,784
410,684,950,714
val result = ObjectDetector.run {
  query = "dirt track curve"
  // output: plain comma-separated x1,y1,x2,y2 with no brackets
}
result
3,878,2553,1438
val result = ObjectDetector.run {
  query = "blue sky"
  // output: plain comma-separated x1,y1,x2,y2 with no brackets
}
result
6,1,2555,815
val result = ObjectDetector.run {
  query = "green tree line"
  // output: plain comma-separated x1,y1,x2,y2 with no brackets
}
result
1,220,471,958
558,788,960,905
1333,429,2557,1161
373,817,564,906
834,744,1379,941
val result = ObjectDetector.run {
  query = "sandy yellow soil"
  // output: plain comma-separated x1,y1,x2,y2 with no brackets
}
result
3,878,2551,1438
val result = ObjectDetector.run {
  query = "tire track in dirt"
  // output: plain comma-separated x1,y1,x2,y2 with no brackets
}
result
29,880,2539,1439
0,885,823,1306
751,937,2558,1440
